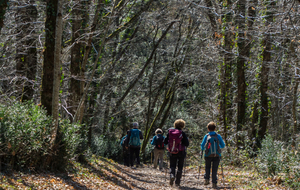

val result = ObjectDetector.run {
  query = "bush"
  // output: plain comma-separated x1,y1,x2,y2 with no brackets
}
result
91,135,123,161
256,134,284,176
0,101,83,170
0,101,52,169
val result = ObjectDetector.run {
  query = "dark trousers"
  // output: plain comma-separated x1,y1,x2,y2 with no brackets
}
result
129,146,140,166
204,156,220,184
169,151,185,185
123,149,129,166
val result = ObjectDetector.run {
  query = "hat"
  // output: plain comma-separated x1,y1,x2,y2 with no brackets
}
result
133,122,139,128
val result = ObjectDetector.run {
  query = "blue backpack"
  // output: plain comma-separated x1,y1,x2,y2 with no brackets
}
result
205,133,221,157
129,129,140,147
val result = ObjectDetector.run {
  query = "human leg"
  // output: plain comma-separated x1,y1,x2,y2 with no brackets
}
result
169,154,177,185
153,148,159,169
135,147,141,166
211,157,220,184
158,149,164,170
129,147,134,167
204,157,212,181
175,154,185,186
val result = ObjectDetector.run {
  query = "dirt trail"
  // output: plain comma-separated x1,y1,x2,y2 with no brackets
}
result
0,157,232,190
113,163,231,190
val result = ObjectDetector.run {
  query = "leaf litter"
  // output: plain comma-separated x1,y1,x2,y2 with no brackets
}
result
0,156,288,189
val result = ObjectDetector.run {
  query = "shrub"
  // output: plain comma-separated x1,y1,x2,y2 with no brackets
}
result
0,101,52,169
0,101,83,170
91,135,123,161
256,134,284,176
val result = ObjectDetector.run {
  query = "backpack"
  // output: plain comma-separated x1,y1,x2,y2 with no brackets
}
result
205,133,221,157
167,129,185,154
155,135,164,149
129,129,141,147
121,136,127,149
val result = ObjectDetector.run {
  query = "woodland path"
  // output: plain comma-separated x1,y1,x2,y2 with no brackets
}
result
0,157,234,189
104,161,232,190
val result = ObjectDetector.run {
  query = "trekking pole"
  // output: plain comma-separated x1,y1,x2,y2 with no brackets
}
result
198,150,203,186
165,152,168,181
198,150,203,180
151,151,153,165
220,157,225,186
183,149,187,183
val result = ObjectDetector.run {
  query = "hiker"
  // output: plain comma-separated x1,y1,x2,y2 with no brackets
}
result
151,128,165,171
120,130,130,167
164,119,189,187
201,121,225,189
125,122,143,168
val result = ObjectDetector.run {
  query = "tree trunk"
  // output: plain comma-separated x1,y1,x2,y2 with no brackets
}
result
236,0,247,148
15,1,38,102
0,0,8,32
51,0,63,145
258,1,275,141
70,0,82,120
220,1,234,147
42,0,58,115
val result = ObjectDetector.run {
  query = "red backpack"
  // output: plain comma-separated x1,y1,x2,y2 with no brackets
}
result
167,129,185,154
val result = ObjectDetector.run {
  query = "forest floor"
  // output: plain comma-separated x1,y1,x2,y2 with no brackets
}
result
0,156,288,190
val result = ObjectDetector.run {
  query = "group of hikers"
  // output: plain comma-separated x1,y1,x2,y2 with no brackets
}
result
120,119,225,188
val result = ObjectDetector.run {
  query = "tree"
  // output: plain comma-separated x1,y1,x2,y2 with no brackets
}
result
41,0,58,116
258,0,276,142
15,0,38,102
0,0,8,32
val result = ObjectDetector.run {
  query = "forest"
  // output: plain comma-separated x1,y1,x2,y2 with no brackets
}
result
0,0,300,189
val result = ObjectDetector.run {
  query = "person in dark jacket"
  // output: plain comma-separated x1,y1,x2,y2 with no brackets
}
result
164,119,189,187
120,130,130,166
125,122,143,168
201,121,225,189
151,128,165,170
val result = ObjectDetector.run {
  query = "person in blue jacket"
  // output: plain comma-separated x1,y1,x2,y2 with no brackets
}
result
120,130,130,166
201,121,225,189
151,128,165,170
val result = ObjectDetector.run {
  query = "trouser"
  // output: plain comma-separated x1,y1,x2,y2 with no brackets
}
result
123,149,129,167
129,146,140,166
169,151,185,185
153,148,164,170
204,156,220,184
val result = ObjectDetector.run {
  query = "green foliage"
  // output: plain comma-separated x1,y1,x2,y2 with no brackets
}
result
91,135,123,161
58,119,84,160
0,101,83,169
255,134,300,188
256,134,284,176
0,101,52,168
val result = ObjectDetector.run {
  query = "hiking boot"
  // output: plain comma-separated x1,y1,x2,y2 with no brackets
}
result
175,183,180,187
204,179,209,185
170,174,175,186
212,183,217,189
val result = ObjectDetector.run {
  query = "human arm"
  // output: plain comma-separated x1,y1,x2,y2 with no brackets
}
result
139,130,144,139
120,136,125,146
218,134,225,149
164,133,169,145
151,136,156,145
201,135,208,150
125,130,131,146
182,131,189,147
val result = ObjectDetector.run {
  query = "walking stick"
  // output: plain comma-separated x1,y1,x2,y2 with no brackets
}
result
198,150,203,186
198,150,203,179
220,157,225,186
183,154,186,183
165,151,169,181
